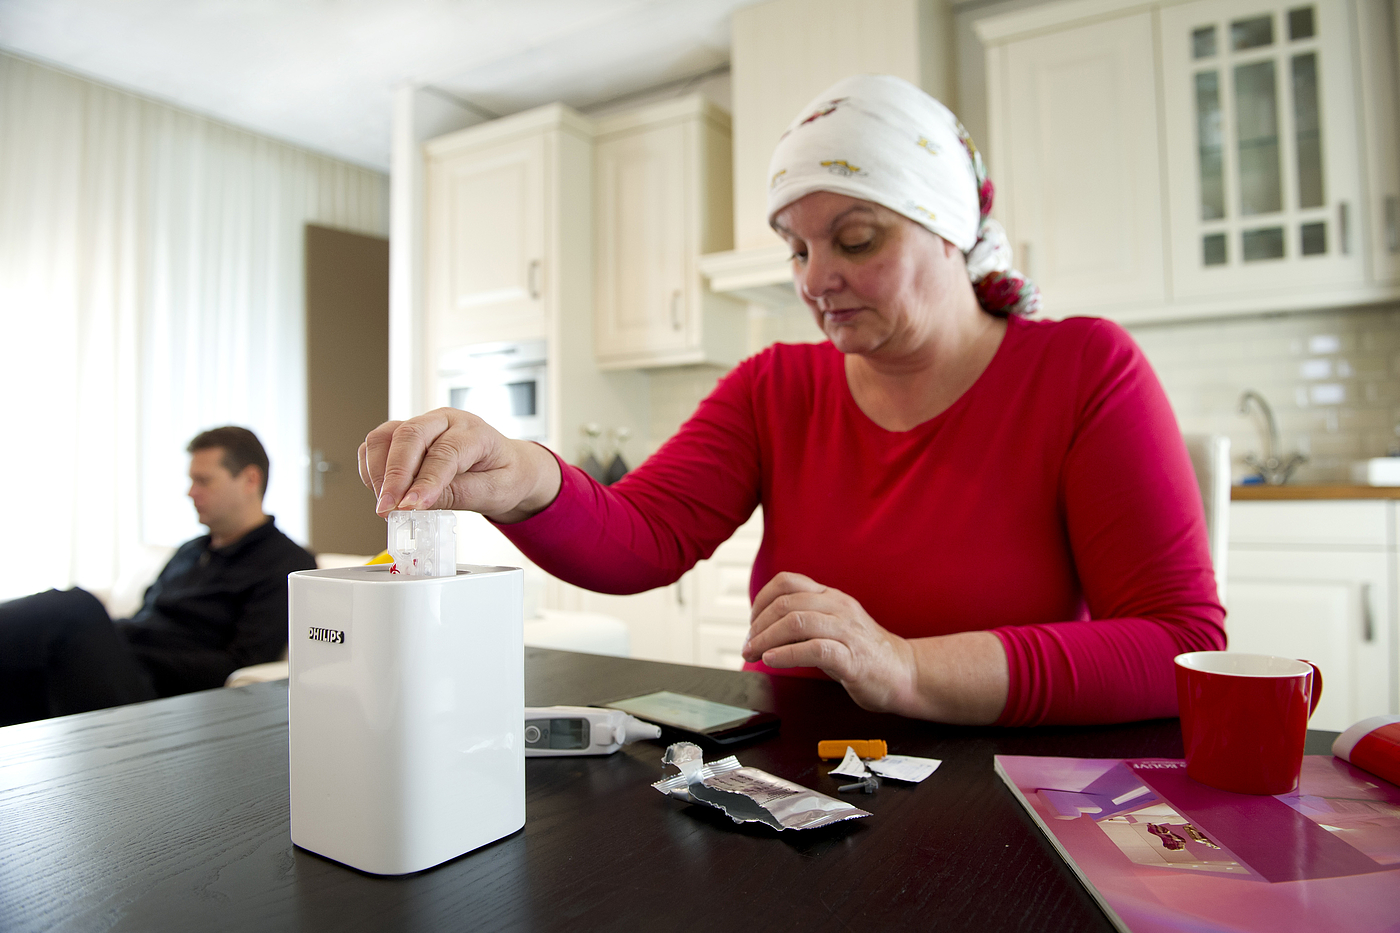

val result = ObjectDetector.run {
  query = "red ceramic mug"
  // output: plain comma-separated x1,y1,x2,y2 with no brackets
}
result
1174,651,1323,795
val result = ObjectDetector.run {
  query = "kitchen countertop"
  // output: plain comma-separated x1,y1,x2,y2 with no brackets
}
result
1232,484,1400,500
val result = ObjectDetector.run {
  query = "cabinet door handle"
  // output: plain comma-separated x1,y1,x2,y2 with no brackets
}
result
1362,582,1375,642
1339,202,1351,256
1385,195,1399,254
528,259,541,300
1019,242,1033,279
670,289,683,331
675,582,685,607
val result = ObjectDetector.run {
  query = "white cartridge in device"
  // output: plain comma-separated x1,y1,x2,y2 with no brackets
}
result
288,561,524,875
387,509,457,576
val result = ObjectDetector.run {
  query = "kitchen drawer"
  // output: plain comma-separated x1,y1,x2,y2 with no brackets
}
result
1229,500,1391,549
695,536,758,623
694,623,747,671
1226,548,1394,731
694,509,763,623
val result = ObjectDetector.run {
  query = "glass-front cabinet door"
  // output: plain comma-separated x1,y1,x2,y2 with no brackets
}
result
1160,0,1363,300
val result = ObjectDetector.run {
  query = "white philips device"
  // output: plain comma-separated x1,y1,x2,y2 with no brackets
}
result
288,511,525,875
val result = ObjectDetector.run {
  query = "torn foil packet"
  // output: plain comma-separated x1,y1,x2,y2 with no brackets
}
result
652,742,870,831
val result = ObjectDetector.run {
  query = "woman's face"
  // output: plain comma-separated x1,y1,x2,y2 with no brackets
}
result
773,191,969,358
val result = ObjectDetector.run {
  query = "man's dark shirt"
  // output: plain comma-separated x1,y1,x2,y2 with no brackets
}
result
114,517,316,696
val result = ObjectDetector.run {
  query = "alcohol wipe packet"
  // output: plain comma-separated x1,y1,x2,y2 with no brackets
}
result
652,743,870,831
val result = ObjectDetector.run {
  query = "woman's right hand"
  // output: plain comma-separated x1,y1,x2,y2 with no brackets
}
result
358,408,562,523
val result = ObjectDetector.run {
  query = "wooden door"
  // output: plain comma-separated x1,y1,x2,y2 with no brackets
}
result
305,224,389,556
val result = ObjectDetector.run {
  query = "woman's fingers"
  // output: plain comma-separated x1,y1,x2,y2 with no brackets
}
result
358,440,372,495
749,572,826,631
375,412,452,514
745,583,857,663
360,420,403,502
758,635,856,679
746,572,843,654
362,409,504,516
395,422,492,511
744,597,847,661
360,408,560,521
743,574,917,713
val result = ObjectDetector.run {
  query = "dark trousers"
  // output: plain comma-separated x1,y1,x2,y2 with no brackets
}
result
0,588,157,726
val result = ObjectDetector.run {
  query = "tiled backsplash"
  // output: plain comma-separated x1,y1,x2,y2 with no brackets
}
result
1128,303,1400,484
645,303,824,450
645,301,1400,484
646,365,730,454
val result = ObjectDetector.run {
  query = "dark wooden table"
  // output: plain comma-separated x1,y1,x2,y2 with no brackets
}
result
0,649,1339,933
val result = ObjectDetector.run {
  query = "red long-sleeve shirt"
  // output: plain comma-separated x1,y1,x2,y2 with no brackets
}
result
499,315,1225,725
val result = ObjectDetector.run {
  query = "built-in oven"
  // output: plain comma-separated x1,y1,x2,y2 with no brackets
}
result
438,339,548,444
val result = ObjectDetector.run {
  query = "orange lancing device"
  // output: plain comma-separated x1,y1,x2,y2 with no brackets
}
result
818,739,888,760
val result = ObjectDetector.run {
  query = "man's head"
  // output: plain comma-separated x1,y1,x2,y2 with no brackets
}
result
186,427,269,533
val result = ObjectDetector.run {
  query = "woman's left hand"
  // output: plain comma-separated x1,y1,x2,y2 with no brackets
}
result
743,572,917,714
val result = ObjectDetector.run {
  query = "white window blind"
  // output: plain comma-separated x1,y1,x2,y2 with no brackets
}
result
0,52,388,600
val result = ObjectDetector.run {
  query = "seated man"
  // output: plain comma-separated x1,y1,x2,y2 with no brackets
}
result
0,426,316,725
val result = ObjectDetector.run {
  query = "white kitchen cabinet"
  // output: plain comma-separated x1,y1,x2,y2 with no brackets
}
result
693,512,763,670
593,97,746,369
426,123,552,348
985,10,1167,317
699,0,956,307
976,0,1400,324
543,510,764,670
423,103,649,460
726,0,954,256
1160,0,1365,300
547,573,697,666
1226,499,1397,732
1356,0,1400,285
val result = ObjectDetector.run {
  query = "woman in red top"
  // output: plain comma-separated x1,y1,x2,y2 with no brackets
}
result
360,76,1225,726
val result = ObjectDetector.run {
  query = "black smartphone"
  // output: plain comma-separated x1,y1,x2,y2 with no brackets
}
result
602,690,780,746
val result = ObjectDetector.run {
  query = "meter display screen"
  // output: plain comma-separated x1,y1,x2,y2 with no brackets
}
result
524,717,589,750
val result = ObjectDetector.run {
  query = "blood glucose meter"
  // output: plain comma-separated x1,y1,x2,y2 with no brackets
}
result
523,706,662,757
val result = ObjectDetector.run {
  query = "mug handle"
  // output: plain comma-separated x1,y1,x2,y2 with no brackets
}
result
1300,660,1323,718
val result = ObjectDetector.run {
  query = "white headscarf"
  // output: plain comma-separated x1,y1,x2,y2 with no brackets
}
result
766,74,1039,317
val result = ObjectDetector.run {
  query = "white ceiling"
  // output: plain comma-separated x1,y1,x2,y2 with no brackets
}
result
0,0,753,172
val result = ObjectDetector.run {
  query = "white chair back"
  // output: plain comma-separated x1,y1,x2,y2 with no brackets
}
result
1182,434,1230,605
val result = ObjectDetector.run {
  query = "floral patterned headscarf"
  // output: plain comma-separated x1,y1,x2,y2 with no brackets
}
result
767,74,1039,317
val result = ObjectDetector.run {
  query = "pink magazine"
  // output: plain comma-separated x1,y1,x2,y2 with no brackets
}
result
994,755,1400,933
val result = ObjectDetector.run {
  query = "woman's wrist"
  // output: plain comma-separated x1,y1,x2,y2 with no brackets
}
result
484,440,563,524
902,631,1010,725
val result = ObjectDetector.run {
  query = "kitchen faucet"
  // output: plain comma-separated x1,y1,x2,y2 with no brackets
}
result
1238,389,1307,485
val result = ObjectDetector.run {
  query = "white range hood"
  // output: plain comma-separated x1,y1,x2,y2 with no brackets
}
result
696,243,794,308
